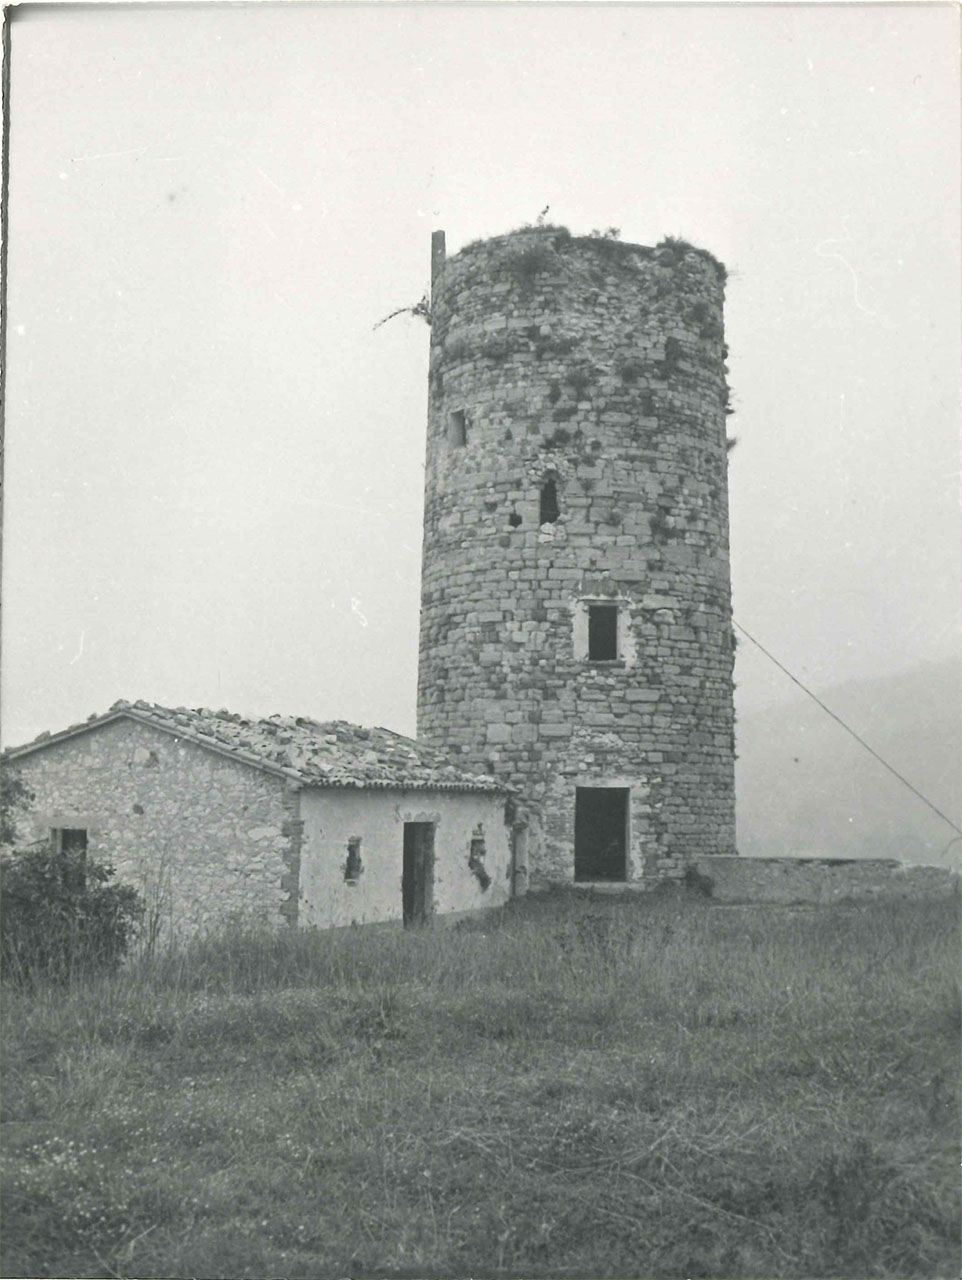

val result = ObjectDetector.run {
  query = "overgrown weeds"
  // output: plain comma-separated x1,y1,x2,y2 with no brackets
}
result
2,891,958,1278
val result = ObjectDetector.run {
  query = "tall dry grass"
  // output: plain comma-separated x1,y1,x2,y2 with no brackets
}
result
2,888,959,1278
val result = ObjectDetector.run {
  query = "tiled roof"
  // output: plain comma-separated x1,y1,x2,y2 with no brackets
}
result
4,701,508,793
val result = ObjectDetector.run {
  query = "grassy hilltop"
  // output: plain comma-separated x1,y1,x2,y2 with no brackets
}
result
2,888,959,1279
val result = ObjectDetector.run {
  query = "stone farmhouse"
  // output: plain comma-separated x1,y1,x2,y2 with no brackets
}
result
4,701,515,934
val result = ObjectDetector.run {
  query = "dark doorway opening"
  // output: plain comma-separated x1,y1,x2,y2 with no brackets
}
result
402,822,435,925
574,788,628,881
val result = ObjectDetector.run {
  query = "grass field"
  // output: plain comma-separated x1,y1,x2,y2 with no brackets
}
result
2,887,959,1279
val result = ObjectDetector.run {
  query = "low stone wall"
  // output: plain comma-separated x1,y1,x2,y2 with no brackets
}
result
691,855,960,904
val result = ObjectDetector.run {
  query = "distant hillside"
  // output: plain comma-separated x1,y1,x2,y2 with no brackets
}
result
735,657,962,867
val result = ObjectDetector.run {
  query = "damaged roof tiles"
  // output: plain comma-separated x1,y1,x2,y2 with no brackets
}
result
4,701,508,794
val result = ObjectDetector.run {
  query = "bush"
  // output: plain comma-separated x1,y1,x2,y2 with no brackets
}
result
498,242,555,289
0,769,33,845
1,845,144,986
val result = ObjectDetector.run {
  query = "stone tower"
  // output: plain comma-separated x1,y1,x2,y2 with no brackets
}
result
417,226,736,888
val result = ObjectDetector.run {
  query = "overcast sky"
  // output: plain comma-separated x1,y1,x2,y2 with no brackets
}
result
2,2,959,749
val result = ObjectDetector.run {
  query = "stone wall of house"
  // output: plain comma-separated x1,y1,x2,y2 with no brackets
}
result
692,855,961,903
298,787,513,928
418,227,736,885
8,719,295,935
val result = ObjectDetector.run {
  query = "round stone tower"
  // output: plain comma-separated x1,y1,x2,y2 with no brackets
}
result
417,226,736,888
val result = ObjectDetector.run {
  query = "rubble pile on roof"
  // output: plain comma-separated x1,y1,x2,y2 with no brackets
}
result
6,701,507,794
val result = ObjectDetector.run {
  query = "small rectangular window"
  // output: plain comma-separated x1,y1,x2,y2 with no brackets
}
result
54,827,87,854
588,605,618,660
52,828,88,891
448,410,467,447
539,479,560,524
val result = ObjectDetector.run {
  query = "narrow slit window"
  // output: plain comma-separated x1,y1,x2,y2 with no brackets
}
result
344,837,363,883
468,826,491,891
539,479,560,524
448,410,467,447
588,605,618,661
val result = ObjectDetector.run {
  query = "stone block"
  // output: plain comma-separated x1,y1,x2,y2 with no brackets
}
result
485,723,512,744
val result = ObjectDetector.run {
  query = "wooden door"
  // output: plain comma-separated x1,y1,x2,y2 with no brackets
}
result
402,822,435,925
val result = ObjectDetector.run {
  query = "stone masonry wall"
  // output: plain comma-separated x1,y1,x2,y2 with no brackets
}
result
8,719,295,935
417,228,736,885
692,856,961,904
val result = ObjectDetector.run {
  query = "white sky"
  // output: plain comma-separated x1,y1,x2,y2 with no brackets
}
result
2,2,960,748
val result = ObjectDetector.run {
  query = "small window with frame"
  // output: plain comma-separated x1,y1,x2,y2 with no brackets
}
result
539,478,560,525
587,604,619,661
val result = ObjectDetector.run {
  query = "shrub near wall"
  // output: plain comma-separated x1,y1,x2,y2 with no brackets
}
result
0,844,144,985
